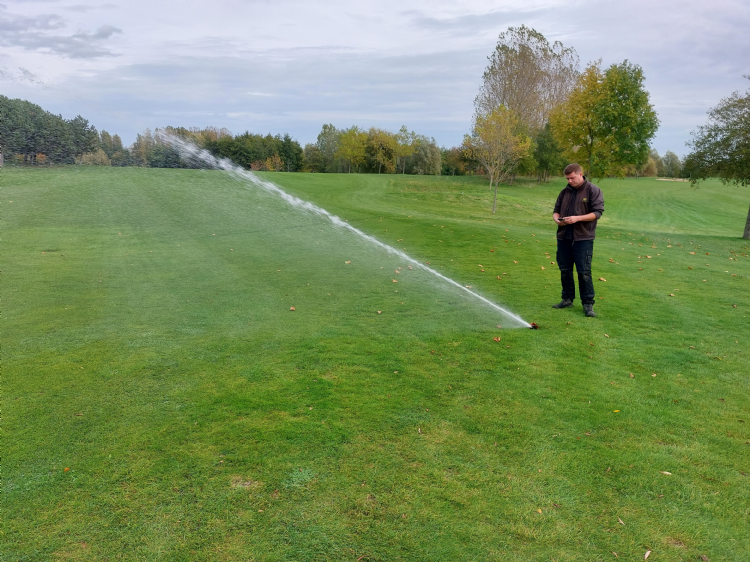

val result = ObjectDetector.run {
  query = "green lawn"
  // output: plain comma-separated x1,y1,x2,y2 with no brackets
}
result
3,166,749,561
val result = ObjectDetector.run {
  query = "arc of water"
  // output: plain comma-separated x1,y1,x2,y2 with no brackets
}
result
157,131,532,328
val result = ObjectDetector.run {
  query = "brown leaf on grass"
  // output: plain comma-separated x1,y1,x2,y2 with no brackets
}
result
629,373,634,378
392,279,398,283
377,311,382,314
541,266,546,270
289,307,296,311
646,255,652,259
605,334,610,338
690,251,695,254
669,293,675,297
618,517,625,525
699,556,710,562
688,266,693,269
513,261,518,264
612,552,618,558
394,270,400,274
493,336,501,342
345,260,351,264
644,551,651,560
660,471,672,475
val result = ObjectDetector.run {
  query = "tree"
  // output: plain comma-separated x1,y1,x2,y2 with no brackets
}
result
366,128,398,174
406,135,441,175
662,150,682,178
551,60,659,178
533,121,566,182
395,126,418,173
441,147,468,176
475,25,579,133
316,124,342,172
463,106,532,213
684,79,750,238
336,126,367,173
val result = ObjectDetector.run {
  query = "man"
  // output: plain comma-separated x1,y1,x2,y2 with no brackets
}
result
552,163,604,317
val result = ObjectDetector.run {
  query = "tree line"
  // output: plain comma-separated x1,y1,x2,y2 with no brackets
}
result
0,96,447,175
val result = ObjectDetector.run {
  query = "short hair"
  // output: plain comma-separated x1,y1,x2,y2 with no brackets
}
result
564,163,583,175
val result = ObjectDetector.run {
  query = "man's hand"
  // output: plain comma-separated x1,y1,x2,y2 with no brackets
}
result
559,216,579,225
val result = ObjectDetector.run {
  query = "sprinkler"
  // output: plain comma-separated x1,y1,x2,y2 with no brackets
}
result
529,322,539,329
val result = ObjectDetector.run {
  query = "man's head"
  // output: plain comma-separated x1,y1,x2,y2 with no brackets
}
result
564,163,585,187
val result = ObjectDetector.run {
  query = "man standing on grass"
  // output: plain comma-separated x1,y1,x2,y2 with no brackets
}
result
552,163,604,317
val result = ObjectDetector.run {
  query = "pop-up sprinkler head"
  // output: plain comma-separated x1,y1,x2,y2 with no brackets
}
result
529,322,539,329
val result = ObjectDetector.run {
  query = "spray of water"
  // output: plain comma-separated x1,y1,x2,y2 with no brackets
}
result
157,131,532,328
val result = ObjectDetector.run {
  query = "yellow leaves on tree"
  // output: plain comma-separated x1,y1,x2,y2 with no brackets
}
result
463,106,532,214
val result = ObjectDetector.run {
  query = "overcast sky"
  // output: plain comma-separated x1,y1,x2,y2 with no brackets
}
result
1,0,748,156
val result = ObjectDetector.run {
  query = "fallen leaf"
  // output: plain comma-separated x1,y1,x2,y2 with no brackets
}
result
690,251,695,254
551,261,555,264
669,293,675,297
605,334,610,338
392,279,398,283
612,552,618,558
629,373,634,378
688,266,693,269
289,307,296,311
536,508,542,514
541,266,546,270
377,311,382,314
646,255,652,259
644,551,651,560
394,270,400,274
64,467,70,472
660,471,672,475
345,260,351,264
493,336,502,342
513,261,518,264
614,410,620,412
652,373,657,377
618,517,625,525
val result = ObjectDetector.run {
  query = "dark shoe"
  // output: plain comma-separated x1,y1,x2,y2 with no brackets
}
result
552,298,573,309
584,304,596,317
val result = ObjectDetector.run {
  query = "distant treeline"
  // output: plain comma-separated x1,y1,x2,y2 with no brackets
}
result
0,96,455,175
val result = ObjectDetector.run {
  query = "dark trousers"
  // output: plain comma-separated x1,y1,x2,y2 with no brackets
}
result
556,239,595,305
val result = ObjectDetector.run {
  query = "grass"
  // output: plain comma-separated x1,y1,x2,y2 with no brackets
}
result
2,166,749,561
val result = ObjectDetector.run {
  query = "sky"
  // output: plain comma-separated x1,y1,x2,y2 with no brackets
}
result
1,0,748,156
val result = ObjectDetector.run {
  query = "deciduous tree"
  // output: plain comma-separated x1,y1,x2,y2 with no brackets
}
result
662,150,682,178
336,126,367,173
463,106,532,213
551,60,659,178
475,25,579,133
684,78,750,238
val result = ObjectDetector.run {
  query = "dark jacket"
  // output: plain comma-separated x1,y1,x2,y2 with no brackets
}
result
553,178,604,241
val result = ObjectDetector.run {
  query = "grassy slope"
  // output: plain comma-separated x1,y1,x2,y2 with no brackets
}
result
3,167,749,561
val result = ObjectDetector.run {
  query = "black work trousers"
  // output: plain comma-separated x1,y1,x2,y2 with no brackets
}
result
556,239,595,305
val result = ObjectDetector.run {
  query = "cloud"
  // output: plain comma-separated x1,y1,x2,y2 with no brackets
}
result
0,5,122,58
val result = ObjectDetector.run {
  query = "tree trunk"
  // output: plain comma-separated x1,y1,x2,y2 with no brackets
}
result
492,180,498,214
744,203,750,239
